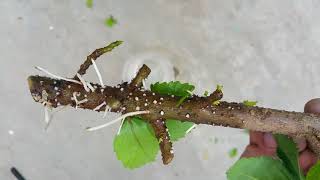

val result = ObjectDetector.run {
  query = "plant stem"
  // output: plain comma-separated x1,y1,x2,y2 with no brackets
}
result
27,75,320,158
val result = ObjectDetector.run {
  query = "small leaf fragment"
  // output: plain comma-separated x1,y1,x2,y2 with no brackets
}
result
113,117,159,169
227,157,293,180
229,148,238,158
105,15,117,27
243,100,257,107
166,119,195,141
86,0,93,8
306,161,320,180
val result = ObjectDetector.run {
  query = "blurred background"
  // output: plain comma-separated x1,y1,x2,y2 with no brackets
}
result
1,0,320,179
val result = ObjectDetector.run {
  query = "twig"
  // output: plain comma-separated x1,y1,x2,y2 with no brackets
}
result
74,41,122,79
130,64,151,88
151,119,174,164
128,64,174,164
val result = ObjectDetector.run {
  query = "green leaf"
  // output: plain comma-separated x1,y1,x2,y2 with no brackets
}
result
228,148,238,158
204,90,209,97
113,117,159,169
151,81,194,107
306,161,320,180
165,119,195,141
243,100,258,107
150,81,195,97
227,157,293,180
86,0,93,8
212,100,220,106
216,84,223,92
105,15,117,27
274,134,305,180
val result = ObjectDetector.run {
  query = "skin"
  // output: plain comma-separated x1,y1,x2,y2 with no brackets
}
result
241,98,320,174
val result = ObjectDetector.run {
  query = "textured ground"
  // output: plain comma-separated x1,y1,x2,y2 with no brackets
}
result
1,0,320,179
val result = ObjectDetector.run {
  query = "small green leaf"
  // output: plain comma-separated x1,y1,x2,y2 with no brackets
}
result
212,100,220,106
243,100,258,107
86,0,93,8
204,90,209,97
113,117,159,169
306,161,320,180
274,134,305,180
105,15,117,27
229,148,238,158
165,119,195,141
216,84,223,92
227,157,293,180
151,81,194,106
150,81,195,97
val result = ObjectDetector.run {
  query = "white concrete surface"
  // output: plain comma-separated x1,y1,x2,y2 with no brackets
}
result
1,0,320,179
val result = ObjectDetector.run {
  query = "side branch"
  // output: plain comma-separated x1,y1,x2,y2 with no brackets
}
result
128,64,173,164
74,41,123,79
151,119,174,164
130,64,151,88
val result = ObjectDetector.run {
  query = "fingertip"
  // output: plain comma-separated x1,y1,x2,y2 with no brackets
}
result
249,131,264,146
304,98,320,114
263,133,277,149
299,150,317,174
295,138,307,152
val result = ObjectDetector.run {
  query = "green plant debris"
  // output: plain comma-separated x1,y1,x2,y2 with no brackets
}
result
229,148,238,158
105,15,117,27
243,100,258,107
86,0,93,8
113,117,159,169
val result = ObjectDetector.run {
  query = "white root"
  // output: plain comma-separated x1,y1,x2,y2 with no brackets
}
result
76,73,90,92
93,101,106,111
86,111,150,132
91,59,105,87
35,66,81,84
